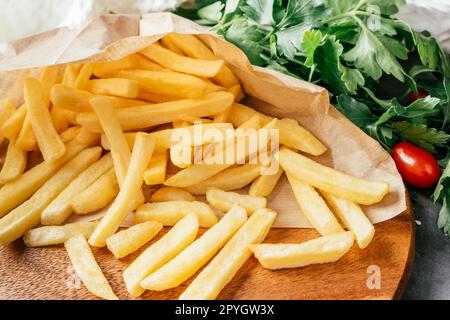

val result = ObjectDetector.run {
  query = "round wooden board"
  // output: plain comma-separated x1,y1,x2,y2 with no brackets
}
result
0,201,414,300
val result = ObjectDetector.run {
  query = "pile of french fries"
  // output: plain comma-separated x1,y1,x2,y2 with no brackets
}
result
0,33,390,300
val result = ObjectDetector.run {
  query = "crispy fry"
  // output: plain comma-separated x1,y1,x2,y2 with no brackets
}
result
140,204,247,291
90,97,131,186
62,64,81,87
180,208,276,300
71,169,119,215
140,43,224,78
23,78,65,161
134,54,167,71
106,221,163,259
88,133,155,247
24,221,97,247
93,56,136,78
206,188,266,215
2,103,26,140
123,214,199,297
0,147,101,245
77,91,234,132
59,126,81,144
74,63,95,90
16,113,36,151
286,172,344,236
136,201,217,228
0,99,17,144
249,166,284,197
150,187,195,202
279,148,390,205
143,151,168,185
185,164,262,195
160,36,185,55
39,65,62,106
117,69,208,99
250,231,355,270
87,78,139,99
0,130,98,217
228,84,245,102
65,234,118,300
41,154,113,225
136,90,178,103
0,138,27,184
50,107,71,133
320,192,375,249
164,33,239,87
229,103,327,155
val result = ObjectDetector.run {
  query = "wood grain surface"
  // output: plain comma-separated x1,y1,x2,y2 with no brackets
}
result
0,198,414,300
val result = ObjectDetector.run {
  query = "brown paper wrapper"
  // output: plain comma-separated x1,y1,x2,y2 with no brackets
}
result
0,13,406,228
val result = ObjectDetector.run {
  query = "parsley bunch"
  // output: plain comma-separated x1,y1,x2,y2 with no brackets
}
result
177,0,450,234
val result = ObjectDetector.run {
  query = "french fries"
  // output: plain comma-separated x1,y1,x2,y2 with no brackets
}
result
142,150,168,185
321,192,375,249
0,138,27,183
77,91,234,132
93,56,136,78
123,214,199,297
88,133,155,247
23,78,66,161
2,103,26,140
65,234,118,300
71,169,119,215
286,172,344,236
249,166,284,197
106,221,163,259
149,187,195,202
0,147,102,245
140,204,247,291
87,78,139,99
0,99,17,144
74,63,95,90
39,65,61,106
140,43,224,78
24,221,97,247
185,164,262,195
136,201,218,228
250,231,355,270
279,148,390,205
59,126,81,143
206,188,266,215
180,208,276,300
16,113,36,151
41,154,113,225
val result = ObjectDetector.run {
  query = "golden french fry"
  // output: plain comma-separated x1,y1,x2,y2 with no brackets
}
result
140,204,247,291
16,112,36,151
2,103,26,140
59,126,81,143
93,56,136,78
39,65,62,106
249,166,284,197
150,187,195,202
286,172,344,236
23,78,66,161
123,214,199,297
71,169,119,215
228,84,245,102
77,91,234,133
229,103,327,156
0,131,98,217
185,164,262,195
140,43,224,78
87,78,139,99
90,97,131,186
213,106,231,123
143,150,168,185
117,69,207,99
24,221,97,247
164,33,239,88
180,208,276,300
136,201,217,228
51,84,146,112
206,188,266,215
62,64,82,87
320,192,375,249
65,234,118,300
50,106,71,133
0,99,17,144
136,90,178,103
0,138,27,184
250,231,355,270
279,148,390,205
0,147,102,245
89,133,155,247
133,54,167,71
41,154,113,225
106,221,163,259
160,36,185,55
74,63,95,90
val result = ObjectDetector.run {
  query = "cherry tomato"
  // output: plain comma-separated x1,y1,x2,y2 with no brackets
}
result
407,89,428,104
392,142,441,189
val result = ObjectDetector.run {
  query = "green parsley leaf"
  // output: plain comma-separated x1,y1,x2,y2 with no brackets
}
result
241,0,275,26
336,94,377,127
197,1,224,23
434,159,450,202
339,65,365,94
302,30,323,67
437,191,450,236
414,31,440,71
276,25,309,59
391,121,450,154
278,0,329,29
314,37,347,93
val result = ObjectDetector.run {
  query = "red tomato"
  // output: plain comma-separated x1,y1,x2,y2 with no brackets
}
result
407,89,428,104
392,142,441,189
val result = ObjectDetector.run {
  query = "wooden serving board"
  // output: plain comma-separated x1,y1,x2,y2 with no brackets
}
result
0,201,414,300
